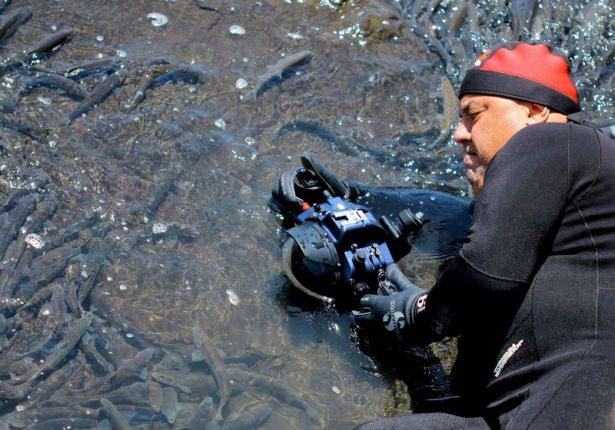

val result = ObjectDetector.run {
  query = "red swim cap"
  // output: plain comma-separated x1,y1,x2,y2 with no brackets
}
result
459,42,580,114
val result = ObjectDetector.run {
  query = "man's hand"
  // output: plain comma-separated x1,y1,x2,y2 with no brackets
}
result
300,153,352,200
268,167,315,216
353,264,428,342
268,153,354,217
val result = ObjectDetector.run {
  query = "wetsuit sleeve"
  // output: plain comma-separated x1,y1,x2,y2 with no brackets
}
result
346,183,474,260
417,124,575,338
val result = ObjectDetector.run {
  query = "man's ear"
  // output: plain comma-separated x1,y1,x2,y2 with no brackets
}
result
526,103,550,124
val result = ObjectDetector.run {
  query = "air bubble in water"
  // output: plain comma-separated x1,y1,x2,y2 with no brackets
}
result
152,222,168,234
226,290,240,305
229,24,246,36
25,233,45,249
147,12,168,27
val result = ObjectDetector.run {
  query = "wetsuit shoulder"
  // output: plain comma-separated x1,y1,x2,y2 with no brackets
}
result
461,123,572,282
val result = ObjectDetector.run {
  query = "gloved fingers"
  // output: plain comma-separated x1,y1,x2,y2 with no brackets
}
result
386,263,417,292
352,309,375,324
359,294,390,315
300,153,350,199
353,294,388,325
269,168,304,215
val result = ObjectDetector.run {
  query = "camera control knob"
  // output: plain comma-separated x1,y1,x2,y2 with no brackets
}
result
354,282,369,296
354,249,366,263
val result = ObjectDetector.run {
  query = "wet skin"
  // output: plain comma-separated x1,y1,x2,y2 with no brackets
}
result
453,94,566,195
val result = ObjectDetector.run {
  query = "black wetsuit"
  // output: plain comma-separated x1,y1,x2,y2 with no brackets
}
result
357,122,615,429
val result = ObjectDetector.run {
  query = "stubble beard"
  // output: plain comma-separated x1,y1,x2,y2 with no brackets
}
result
466,166,487,197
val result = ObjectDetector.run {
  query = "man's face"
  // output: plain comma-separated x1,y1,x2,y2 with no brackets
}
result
454,95,531,195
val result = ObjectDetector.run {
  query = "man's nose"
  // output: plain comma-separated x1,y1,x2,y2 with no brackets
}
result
453,122,471,144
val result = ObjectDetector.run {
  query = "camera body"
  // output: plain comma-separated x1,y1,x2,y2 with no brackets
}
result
284,195,421,303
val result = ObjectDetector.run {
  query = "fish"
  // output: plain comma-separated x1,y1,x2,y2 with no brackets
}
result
192,326,230,422
195,0,220,13
107,347,157,387
0,6,32,42
0,117,45,142
160,386,178,424
0,353,35,378
25,195,58,234
0,189,29,215
509,0,537,40
63,261,82,316
227,367,323,426
83,328,121,371
0,96,18,113
79,332,115,374
82,346,156,395
16,240,86,303
22,356,79,408
127,62,211,108
223,404,273,430
77,238,111,306
100,398,131,430
5,406,98,429
146,380,163,412
19,283,56,312
0,249,32,301
44,283,67,337
63,57,119,79
22,417,99,429
51,382,161,410
26,241,84,279
448,2,468,34
149,62,211,85
127,74,153,109
29,57,119,80
0,193,36,259
277,119,359,157
188,396,214,430
0,381,25,399
68,69,127,122
13,313,92,384
42,213,100,251
151,368,217,395
20,73,87,100
246,50,312,100
27,28,73,57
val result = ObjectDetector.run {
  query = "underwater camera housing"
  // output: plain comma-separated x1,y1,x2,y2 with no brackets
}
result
282,176,422,305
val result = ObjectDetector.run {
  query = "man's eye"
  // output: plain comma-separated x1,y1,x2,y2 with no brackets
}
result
466,111,481,122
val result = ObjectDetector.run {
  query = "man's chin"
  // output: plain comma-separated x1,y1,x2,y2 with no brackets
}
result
466,170,485,196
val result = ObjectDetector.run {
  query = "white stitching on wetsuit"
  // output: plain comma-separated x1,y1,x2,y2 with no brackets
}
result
494,340,524,377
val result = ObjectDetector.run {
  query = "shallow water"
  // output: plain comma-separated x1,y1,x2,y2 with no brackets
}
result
0,0,612,428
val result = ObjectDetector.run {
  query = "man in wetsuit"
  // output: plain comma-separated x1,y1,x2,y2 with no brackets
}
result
271,42,615,429
351,42,615,429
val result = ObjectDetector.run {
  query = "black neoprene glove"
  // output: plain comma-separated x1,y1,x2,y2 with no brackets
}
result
354,264,428,343
268,153,356,217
